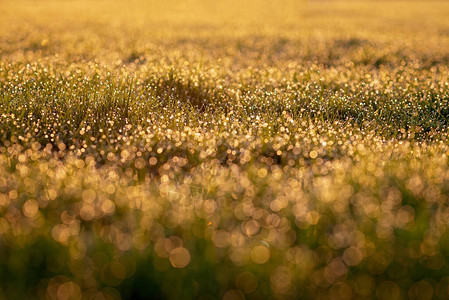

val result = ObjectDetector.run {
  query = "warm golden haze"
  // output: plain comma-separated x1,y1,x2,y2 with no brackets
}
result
1,1,449,300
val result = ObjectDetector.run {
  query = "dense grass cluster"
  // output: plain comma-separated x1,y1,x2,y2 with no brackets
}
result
1,1,449,299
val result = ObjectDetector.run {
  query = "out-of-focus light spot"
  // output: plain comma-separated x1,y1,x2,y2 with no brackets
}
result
56,282,81,300
22,199,39,218
212,230,230,248
134,157,146,169
343,247,363,266
80,205,95,221
306,211,320,225
149,157,158,165
329,282,353,300
169,247,191,268
115,233,133,251
52,224,70,243
270,267,292,294
101,199,116,215
8,190,18,199
110,261,127,280
309,150,318,159
251,245,270,264
409,280,434,300
81,189,96,203
436,277,449,299
395,205,415,228
244,220,260,236
257,167,268,178
223,289,245,300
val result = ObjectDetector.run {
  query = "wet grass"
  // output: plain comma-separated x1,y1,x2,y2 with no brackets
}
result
1,1,449,299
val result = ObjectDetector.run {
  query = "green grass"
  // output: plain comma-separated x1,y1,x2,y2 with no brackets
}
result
1,1,449,299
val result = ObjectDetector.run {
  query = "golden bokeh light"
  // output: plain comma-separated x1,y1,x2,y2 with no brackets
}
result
169,247,191,268
0,0,449,299
250,245,270,264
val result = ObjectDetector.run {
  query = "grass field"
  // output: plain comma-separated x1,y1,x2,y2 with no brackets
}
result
1,1,449,299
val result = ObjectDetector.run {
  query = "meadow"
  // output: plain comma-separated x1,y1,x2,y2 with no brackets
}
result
1,0,449,299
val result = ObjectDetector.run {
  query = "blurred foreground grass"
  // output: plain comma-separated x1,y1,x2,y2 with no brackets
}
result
1,1,449,299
